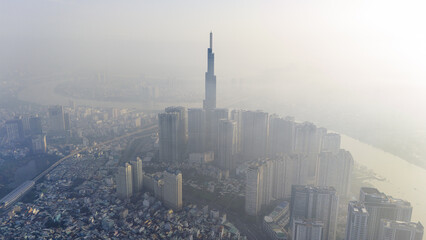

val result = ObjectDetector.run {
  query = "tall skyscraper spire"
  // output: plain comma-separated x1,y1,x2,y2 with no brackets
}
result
204,32,217,110
210,31,213,49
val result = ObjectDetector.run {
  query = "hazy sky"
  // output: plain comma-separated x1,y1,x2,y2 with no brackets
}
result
1,0,426,125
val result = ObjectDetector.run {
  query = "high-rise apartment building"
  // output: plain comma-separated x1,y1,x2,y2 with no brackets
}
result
290,185,339,240
165,106,188,158
230,109,243,153
294,122,323,182
378,220,424,240
64,112,71,131
245,164,264,216
273,154,307,199
117,163,133,199
188,108,206,153
31,134,47,154
5,119,24,142
241,110,269,160
163,170,182,210
130,157,143,194
360,187,413,240
29,116,43,135
217,119,237,170
48,105,66,134
292,218,324,240
318,149,353,196
158,112,180,162
206,108,229,153
346,201,369,240
268,115,295,156
321,133,341,154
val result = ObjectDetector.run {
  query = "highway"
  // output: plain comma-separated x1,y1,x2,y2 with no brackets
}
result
33,124,157,182
1,124,157,214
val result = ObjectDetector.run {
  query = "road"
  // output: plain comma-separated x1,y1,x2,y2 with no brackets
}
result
33,124,157,182
1,124,158,215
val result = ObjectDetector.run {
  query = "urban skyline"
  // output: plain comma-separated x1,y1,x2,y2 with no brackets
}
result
0,30,424,240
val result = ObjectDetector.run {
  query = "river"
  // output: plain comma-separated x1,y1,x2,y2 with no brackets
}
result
341,135,426,224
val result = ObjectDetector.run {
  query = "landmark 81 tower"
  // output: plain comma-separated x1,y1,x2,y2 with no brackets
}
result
203,32,216,110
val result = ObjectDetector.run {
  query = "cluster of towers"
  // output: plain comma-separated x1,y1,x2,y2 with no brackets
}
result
116,157,143,199
346,187,423,240
116,157,183,210
156,33,423,240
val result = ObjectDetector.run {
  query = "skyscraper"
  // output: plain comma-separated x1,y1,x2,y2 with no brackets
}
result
241,110,269,160
292,218,324,240
203,32,216,110
217,119,237,170
163,170,183,210
29,116,43,135
378,220,424,240
165,106,188,158
31,134,47,154
130,157,143,194
5,119,24,142
268,115,295,156
273,154,307,199
245,158,278,216
318,149,353,196
245,164,264,216
48,105,66,134
230,109,243,153
158,112,180,162
290,185,339,240
346,201,369,240
321,133,341,154
188,108,206,153
360,187,413,240
294,122,323,183
207,108,229,153
117,163,133,199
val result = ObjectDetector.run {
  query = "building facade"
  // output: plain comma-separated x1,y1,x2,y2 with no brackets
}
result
346,201,369,240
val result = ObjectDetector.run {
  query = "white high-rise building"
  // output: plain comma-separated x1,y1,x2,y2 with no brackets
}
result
130,157,143,194
48,105,66,134
5,119,24,142
360,187,413,240
294,122,324,182
261,159,274,208
230,109,243,153
292,218,323,240
158,112,179,162
378,220,424,240
31,134,47,154
346,201,369,240
245,164,263,216
273,154,307,200
321,133,341,154
290,185,339,240
217,119,237,170
163,171,182,210
206,108,229,154
241,110,269,160
318,149,353,196
117,163,133,199
188,108,206,153
165,106,188,159
245,158,280,216
268,115,295,156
